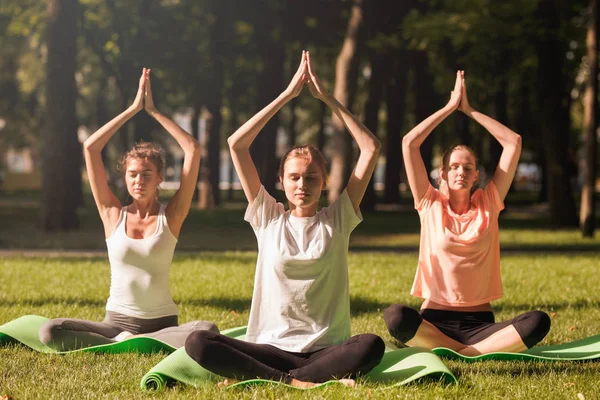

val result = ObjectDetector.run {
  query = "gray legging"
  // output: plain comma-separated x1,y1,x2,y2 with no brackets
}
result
39,310,219,351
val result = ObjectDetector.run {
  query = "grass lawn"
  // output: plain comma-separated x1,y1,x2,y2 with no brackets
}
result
1,190,599,398
1,252,600,399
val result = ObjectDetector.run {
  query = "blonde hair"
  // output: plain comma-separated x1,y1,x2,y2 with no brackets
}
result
117,141,165,177
278,144,327,183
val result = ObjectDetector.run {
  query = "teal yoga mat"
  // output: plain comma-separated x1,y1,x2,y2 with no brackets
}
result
433,334,600,362
140,330,456,392
0,314,182,354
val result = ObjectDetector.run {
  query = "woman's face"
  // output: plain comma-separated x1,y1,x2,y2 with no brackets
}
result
124,158,163,201
280,156,325,215
440,148,479,192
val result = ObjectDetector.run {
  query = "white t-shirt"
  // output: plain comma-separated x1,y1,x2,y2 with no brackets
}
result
105,204,179,318
244,186,362,352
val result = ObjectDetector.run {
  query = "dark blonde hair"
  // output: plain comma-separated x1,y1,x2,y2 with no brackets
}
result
437,144,478,191
278,144,327,182
117,141,165,176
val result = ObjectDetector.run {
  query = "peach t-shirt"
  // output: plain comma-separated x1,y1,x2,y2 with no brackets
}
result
410,182,505,306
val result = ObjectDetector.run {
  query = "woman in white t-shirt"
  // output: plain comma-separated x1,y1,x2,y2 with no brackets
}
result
39,68,218,351
185,51,385,388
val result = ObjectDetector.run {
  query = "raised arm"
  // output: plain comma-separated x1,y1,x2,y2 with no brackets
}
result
458,71,522,201
83,68,145,236
305,51,381,211
402,71,463,205
227,51,307,205
143,69,201,238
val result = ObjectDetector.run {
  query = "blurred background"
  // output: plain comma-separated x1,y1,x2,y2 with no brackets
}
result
0,0,598,240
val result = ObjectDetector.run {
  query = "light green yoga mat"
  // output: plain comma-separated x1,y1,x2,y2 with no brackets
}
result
0,315,178,354
433,333,600,362
140,330,457,392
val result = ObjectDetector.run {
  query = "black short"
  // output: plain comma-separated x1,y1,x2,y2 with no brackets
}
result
384,304,551,349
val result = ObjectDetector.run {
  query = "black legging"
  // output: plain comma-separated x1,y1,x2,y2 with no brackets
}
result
384,304,551,349
184,330,385,383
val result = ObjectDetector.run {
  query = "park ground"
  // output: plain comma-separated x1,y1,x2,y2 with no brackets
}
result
0,190,599,399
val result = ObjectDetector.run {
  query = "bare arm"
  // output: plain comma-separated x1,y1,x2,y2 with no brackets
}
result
143,69,201,238
458,72,522,201
83,68,145,236
227,51,307,205
306,51,380,211
402,71,463,205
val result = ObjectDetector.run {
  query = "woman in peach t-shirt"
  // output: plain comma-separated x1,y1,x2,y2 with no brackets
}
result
384,71,550,356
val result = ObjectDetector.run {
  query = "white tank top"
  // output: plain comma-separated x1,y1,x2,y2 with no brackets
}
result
105,204,179,318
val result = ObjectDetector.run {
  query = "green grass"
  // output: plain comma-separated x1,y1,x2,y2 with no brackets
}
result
1,252,600,399
1,192,599,398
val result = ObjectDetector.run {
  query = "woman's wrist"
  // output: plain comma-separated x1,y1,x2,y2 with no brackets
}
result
442,102,457,113
146,108,160,118
461,106,475,117
126,105,141,115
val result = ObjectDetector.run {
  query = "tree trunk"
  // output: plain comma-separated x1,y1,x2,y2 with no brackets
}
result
191,104,202,203
288,97,298,148
41,0,81,231
95,78,117,195
228,108,238,201
251,47,285,198
414,50,437,186
384,57,408,204
328,0,365,204
316,101,327,152
535,0,578,227
490,84,507,184
133,112,154,144
361,51,386,211
200,0,229,208
580,0,598,237
198,109,214,210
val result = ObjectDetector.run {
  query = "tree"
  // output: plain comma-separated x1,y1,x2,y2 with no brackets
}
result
328,0,365,204
248,1,285,198
580,0,598,236
535,0,578,227
41,0,81,230
199,0,232,208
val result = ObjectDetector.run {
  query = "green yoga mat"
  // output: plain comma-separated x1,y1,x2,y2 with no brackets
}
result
0,315,176,354
433,334,600,362
140,330,457,392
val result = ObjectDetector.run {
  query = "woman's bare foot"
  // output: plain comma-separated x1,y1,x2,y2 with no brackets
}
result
338,378,356,387
289,378,318,389
217,378,238,388
289,378,356,389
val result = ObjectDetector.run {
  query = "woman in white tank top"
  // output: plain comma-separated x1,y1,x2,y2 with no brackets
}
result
184,51,385,389
39,68,218,351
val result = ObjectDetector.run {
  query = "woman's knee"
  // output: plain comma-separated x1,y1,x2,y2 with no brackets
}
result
184,329,221,364
344,334,385,375
361,333,385,362
513,310,551,348
383,304,423,343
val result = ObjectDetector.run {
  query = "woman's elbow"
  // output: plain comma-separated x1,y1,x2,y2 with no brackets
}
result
227,135,243,151
371,137,382,154
373,136,382,150
192,139,202,153
508,132,522,149
514,133,522,148
402,135,416,150
82,139,96,154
